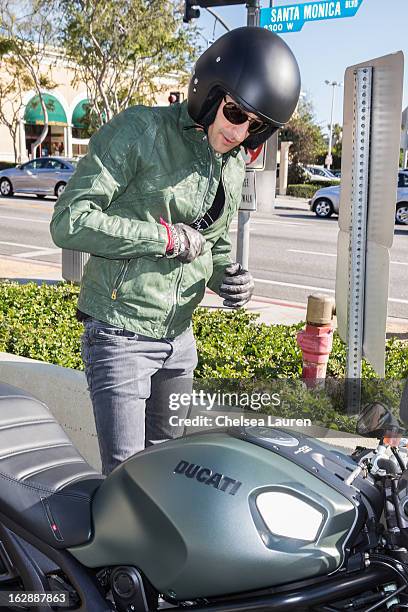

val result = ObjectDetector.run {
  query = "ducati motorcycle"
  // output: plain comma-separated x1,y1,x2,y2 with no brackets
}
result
1,380,408,611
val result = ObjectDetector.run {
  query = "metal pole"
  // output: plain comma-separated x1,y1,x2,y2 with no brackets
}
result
345,67,372,414
325,80,341,169
247,0,260,26
327,84,336,169
237,0,260,269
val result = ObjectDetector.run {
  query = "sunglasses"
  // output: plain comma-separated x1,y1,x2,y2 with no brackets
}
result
222,97,269,135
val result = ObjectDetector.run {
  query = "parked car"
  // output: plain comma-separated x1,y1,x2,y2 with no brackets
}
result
309,171,408,224
329,169,341,179
0,157,78,199
303,165,341,183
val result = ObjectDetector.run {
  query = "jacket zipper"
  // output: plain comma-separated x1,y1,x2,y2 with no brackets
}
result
166,146,213,331
167,262,184,332
167,153,224,332
218,160,229,224
111,260,130,300
190,144,214,227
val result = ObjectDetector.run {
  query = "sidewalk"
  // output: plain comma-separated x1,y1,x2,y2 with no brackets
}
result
274,194,310,212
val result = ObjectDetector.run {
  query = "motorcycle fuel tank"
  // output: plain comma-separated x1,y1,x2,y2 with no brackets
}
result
70,429,360,600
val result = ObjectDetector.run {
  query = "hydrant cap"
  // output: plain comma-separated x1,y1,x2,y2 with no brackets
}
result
306,294,335,326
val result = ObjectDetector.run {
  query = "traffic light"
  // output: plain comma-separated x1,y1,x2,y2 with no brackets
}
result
184,0,200,22
168,92,181,105
183,0,245,23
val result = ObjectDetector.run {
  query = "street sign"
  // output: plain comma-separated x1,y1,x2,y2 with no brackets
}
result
260,0,364,34
240,170,257,211
325,154,333,167
241,144,266,170
335,52,404,383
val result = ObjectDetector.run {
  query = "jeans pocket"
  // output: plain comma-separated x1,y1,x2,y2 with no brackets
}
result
85,319,136,342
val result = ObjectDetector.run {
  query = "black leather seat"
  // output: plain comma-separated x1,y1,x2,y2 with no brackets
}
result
0,383,104,549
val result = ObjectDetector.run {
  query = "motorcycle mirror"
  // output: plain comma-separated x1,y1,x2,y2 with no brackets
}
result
356,401,403,439
399,379,408,426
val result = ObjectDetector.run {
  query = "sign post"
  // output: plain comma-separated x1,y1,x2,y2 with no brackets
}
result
236,0,260,270
335,52,404,412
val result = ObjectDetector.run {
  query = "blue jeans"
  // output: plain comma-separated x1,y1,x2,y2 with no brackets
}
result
81,318,198,475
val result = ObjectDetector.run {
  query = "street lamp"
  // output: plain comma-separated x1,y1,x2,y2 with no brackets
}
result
324,80,342,170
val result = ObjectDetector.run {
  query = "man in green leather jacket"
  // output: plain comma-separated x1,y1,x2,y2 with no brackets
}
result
50,27,300,474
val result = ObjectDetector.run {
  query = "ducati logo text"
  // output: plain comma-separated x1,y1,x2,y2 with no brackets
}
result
174,460,242,496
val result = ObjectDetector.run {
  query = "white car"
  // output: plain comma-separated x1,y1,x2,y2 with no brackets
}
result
304,165,341,183
309,172,408,224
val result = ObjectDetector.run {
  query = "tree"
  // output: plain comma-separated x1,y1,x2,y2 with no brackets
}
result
316,122,343,169
53,0,199,126
331,122,342,164
0,0,57,158
0,49,32,163
280,97,326,168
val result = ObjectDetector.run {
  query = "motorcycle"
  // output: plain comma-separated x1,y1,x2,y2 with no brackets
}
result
1,380,408,612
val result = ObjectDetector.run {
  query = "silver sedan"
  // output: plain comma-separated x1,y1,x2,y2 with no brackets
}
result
0,157,77,199
309,173,408,225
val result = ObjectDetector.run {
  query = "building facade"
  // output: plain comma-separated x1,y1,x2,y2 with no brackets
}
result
0,53,184,163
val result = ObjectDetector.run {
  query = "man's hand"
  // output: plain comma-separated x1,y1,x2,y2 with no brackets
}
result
169,223,206,263
220,263,254,308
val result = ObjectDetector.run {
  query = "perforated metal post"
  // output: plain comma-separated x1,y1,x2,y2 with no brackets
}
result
346,67,372,413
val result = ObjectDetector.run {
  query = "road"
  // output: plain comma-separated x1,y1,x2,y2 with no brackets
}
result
0,194,407,318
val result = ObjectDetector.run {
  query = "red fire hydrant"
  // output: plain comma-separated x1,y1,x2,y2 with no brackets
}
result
297,294,335,387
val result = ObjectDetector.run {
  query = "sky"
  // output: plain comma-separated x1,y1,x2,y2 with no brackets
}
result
197,0,408,136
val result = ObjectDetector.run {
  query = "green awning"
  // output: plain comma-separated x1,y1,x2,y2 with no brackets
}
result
72,99,90,129
24,94,67,126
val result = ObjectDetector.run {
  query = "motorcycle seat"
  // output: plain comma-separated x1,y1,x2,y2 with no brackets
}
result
0,383,104,549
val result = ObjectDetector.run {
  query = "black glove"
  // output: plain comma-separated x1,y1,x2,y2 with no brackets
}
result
169,223,206,263
220,263,254,308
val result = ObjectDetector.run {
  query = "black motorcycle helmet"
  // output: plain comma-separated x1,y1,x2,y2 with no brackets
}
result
187,26,301,149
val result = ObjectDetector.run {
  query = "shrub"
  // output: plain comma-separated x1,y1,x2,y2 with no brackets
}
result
0,282,83,369
286,184,318,198
1,282,407,433
308,180,340,188
1,282,407,380
286,181,340,199
287,163,307,185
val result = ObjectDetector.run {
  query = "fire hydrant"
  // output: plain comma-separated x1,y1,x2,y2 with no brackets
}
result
297,294,335,387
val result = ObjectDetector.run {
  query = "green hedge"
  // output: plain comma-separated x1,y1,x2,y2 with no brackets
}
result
1,281,407,432
308,180,340,188
0,162,16,170
287,181,340,199
0,282,82,369
286,184,318,198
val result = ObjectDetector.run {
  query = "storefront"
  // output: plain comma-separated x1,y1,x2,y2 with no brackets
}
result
71,99,90,158
22,93,90,160
24,94,68,158
0,55,184,164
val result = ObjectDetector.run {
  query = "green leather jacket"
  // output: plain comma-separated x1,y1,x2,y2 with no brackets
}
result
50,101,245,339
